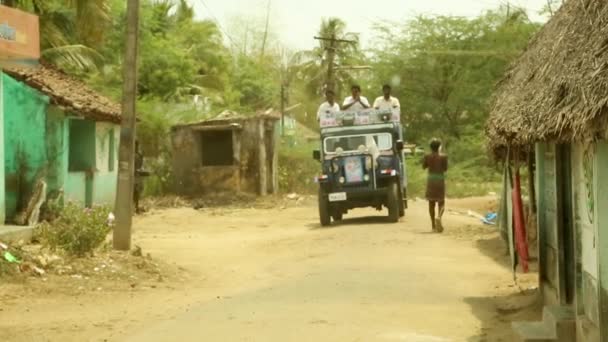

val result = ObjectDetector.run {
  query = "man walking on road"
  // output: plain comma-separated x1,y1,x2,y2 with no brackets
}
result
342,85,370,112
373,84,400,111
423,139,448,233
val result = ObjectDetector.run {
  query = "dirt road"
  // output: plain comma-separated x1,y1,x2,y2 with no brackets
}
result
1,198,538,341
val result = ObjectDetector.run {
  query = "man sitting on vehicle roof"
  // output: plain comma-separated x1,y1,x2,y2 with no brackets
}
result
342,84,370,112
373,84,400,111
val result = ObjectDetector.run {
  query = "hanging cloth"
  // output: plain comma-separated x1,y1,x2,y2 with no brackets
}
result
512,159,529,273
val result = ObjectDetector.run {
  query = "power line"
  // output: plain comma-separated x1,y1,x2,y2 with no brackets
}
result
195,0,238,47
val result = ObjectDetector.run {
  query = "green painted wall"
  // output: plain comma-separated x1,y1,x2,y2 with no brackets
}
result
65,172,86,204
46,108,69,199
0,72,5,223
92,122,119,206
2,74,50,221
536,143,562,305
571,144,600,333
595,142,608,341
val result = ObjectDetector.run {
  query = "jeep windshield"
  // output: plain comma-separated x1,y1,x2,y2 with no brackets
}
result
324,133,392,154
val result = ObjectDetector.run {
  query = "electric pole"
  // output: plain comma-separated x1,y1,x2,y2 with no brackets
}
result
114,0,140,251
260,0,271,59
314,35,357,94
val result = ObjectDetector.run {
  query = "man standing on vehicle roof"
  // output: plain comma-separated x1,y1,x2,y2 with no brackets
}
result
317,89,341,122
342,84,370,112
373,84,401,111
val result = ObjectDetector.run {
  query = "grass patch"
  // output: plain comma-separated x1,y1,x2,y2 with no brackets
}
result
279,139,320,194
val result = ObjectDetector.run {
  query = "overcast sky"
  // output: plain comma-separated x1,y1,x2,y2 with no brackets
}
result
188,0,550,50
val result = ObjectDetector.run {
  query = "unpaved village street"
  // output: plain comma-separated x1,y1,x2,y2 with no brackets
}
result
1,198,538,342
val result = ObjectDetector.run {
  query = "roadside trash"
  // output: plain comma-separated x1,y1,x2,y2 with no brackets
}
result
286,193,298,200
33,266,46,276
483,213,497,225
36,254,62,267
107,212,115,226
3,251,20,263
0,242,8,250
19,262,33,273
467,210,484,220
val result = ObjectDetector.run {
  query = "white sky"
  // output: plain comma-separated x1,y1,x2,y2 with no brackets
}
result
188,0,550,50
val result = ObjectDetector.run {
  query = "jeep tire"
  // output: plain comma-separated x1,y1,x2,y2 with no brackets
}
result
318,189,331,227
332,211,343,221
387,181,400,223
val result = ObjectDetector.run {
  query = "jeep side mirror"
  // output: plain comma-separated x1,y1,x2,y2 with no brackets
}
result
396,140,404,151
313,150,321,161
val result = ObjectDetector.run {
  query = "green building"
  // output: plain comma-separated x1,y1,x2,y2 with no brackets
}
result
487,1,608,340
0,64,121,224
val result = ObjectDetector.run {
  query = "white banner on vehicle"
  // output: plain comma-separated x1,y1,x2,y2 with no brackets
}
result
320,109,400,128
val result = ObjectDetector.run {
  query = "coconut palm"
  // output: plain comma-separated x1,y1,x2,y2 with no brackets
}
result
295,18,363,97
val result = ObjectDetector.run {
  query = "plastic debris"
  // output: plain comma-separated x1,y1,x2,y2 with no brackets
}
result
0,242,8,250
33,266,46,276
3,251,20,263
107,212,116,226
483,213,498,225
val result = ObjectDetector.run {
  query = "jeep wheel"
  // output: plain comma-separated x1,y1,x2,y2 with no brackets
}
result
318,189,331,227
387,181,400,223
399,189,405,217
332,211,343,221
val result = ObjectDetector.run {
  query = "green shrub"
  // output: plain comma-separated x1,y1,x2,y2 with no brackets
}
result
278,140,319,194
37,203,112,257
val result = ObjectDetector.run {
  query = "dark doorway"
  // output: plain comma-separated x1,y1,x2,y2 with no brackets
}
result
557,144,576,305
200,130,234,166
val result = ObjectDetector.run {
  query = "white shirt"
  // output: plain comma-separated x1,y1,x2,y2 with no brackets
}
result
373,96,401,111
317,101,341,121
342,96,370,112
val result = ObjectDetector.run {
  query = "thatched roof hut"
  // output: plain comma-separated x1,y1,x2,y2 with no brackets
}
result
486,0,608,155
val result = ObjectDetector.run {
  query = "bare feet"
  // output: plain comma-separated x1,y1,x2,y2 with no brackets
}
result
435,218,444,233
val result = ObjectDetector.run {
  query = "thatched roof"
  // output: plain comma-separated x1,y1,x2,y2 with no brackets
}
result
486,0,608,152
3,63,122,123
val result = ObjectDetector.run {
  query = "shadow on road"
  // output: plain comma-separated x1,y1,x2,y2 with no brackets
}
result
464,288,541,341
307,215,393,230
474,235,539,273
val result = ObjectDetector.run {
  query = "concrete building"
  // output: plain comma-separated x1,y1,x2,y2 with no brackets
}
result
0,64,121,224
486,1,608,340
171,113,280,196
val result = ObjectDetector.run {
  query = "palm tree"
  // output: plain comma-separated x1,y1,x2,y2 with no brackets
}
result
6,0,110,70
295,18,362,97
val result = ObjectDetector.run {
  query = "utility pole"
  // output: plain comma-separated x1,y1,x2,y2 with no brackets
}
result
314,35,357,93
114,0,140,251
260,0,271,59
280,83,285,136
